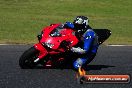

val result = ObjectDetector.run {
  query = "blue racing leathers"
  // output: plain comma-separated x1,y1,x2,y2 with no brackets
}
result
72,29,99,69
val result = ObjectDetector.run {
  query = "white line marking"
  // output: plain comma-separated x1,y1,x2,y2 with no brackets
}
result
0,44,9,45
107,45,132,46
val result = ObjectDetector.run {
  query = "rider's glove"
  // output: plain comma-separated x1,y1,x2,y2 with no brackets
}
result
71,47,86,54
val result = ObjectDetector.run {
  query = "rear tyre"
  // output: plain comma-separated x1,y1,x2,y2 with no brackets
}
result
19,47,39,69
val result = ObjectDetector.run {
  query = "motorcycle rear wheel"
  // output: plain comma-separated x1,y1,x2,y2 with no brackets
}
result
19,47,39,69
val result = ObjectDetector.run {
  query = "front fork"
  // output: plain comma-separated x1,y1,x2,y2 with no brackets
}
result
33,43,48,62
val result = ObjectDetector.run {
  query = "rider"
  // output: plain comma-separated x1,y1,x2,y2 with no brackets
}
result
70,16,99,70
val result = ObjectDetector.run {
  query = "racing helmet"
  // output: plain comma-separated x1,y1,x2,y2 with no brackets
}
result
73,16,89,30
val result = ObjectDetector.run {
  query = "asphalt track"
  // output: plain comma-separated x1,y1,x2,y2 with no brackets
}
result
0,45,132,88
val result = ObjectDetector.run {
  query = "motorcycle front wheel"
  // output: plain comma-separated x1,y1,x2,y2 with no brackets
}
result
19,47,39,69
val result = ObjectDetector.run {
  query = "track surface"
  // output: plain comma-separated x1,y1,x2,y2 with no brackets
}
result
0,45,132,88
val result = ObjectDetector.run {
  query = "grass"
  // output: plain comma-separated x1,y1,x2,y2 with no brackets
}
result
0,0,132,44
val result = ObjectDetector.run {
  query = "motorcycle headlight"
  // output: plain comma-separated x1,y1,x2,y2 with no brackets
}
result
44,42,54,48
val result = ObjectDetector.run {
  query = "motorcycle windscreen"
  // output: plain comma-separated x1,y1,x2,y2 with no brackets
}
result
50,24,64,37
93,29,111,45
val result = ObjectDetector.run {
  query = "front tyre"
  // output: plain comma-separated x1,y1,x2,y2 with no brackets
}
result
19,47,39,69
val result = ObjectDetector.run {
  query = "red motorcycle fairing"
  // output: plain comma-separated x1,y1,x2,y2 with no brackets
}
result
34,23,79,60
34,43,48,59
34,43,63,59
40,24,78,49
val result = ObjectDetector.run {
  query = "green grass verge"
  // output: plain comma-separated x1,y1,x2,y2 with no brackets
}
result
0,0,132,44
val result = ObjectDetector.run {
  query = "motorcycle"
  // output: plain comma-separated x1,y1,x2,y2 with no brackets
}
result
19,23,111,69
